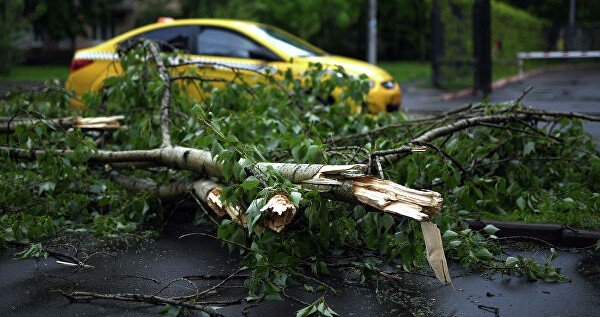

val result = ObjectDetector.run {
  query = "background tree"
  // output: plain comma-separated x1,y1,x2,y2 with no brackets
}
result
0,0,43,75
23,0,123,50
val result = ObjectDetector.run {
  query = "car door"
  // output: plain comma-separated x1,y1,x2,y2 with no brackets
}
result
188,26,284,92
132,25,209,99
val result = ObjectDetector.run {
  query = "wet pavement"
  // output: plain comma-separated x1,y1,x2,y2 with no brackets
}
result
412,247,600,317
0,225,409,317
402,66,600,143
2,225,598,317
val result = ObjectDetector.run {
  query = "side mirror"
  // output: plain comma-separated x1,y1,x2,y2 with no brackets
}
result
248,47,280,62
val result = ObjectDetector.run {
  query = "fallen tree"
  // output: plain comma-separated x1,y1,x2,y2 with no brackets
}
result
1,40,598,315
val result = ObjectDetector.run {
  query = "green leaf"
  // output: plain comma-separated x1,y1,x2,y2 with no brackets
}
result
457,210,471,216
38,181,55,195
380,214,394,232
290,191,302,207
475,248,494,261
483,224,500,235
303,284,315,292
449,240,462,247
442,230,458,239
505,256,519,267
523,141,535,156
246,197,266,234
241,176,260,190
516,196,526,211
160,304,181,317
296,304,318,317
210,140,224,157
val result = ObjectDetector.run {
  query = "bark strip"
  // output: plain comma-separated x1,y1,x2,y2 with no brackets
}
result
421,221,452,284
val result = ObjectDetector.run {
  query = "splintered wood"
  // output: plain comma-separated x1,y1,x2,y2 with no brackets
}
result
260,194,297,233
421,221,452,284
352,176,443,221
191,181,296,233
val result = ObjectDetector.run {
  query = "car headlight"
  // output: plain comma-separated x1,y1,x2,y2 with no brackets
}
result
381,80,395,89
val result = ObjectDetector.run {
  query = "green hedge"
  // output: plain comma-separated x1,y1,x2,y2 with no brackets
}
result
436,0,549,88
491,1,549,63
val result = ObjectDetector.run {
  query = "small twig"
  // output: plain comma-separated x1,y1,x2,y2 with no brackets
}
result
179,232,251,251
515,85,534,105
281,291,309,306
477,304,500,317
294,270,338,295
55,290,224,316
173,267,248,300
182,274,250,280
55,260,94,269
155,277,199,300
123,274,162,284
416,141,467,174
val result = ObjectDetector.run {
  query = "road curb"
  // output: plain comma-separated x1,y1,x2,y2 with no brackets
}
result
466,219,600,248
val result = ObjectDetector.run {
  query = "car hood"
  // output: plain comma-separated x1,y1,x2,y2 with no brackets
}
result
295,55,392,82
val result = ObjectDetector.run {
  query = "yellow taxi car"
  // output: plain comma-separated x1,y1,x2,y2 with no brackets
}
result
66,18,402,113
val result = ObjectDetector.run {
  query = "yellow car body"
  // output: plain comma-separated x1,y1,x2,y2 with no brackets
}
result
66,19,401,113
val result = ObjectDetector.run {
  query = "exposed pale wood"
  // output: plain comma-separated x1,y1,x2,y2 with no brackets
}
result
261,194,297,233
421,221,452,284
108,171,296,232
0,116,124,133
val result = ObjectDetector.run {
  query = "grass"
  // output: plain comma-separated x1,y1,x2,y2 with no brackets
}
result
0,65,69,82
378,60,531,88
378,61,431,85
378,60,594,90
479,209,600,230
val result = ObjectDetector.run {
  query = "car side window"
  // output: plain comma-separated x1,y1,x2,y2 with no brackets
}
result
138,26,196,52
197,27,274,59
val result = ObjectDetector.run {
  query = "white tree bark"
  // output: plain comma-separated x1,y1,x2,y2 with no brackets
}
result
2,145,449,282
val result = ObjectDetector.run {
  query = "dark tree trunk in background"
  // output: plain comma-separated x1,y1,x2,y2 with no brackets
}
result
430,0,443,88
473,0,492,96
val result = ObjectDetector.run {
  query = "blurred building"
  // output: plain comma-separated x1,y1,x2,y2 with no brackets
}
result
22,0,181,64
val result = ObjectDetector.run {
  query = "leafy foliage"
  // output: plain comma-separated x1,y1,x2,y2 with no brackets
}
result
1,42,596,312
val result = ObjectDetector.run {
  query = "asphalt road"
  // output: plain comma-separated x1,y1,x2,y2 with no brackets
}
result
402,66,600,143
2,225,598,317
0,225,409,317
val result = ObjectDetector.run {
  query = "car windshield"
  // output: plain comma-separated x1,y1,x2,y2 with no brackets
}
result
253,25,326,57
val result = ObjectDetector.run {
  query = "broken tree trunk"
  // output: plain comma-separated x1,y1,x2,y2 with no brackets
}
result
107,171,297,233
3,146,442,221
2,145,450,283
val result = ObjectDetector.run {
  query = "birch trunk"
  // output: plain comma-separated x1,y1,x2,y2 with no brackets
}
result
2,145,449,283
